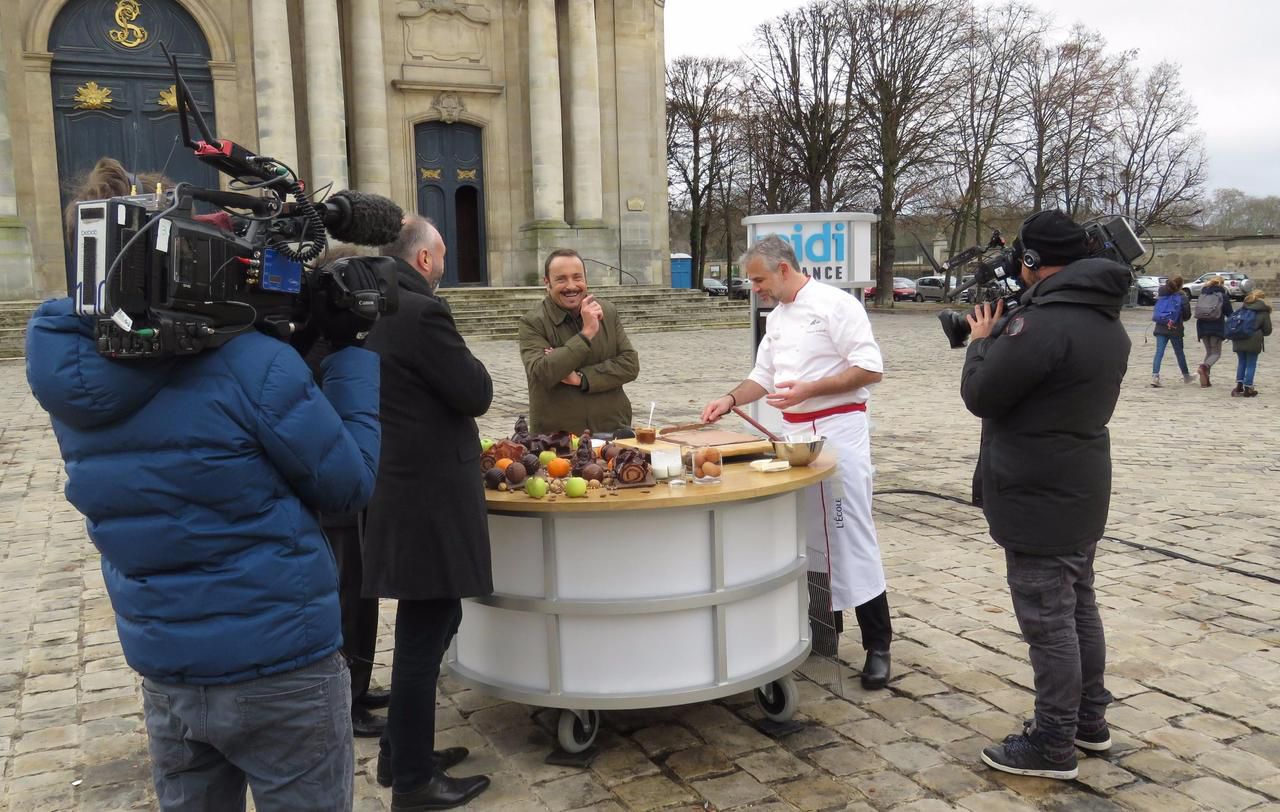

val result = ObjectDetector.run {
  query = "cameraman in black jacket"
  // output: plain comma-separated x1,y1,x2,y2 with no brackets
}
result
960,210,1131,780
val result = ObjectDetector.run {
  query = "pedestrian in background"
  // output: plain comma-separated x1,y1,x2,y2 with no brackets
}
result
1229,290,1273,398
1193,275,1233,387
1151,275,1192,387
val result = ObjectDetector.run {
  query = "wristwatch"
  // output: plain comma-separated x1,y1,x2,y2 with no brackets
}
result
577,371,588,392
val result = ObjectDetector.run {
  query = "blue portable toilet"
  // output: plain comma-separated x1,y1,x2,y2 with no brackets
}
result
670,253,693,289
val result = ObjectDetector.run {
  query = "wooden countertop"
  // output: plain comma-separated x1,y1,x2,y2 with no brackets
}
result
484,453,836,514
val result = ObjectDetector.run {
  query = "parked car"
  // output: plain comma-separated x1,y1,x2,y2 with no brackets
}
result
864,277,917,302
1134,275,1165,306
911,276,961,302
1185,271,1251,300
729,278,751,300
702,277,728,296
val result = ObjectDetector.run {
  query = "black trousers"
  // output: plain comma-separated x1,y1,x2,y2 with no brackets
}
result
381,598,463,793
808,570,892,655
324,525,379,702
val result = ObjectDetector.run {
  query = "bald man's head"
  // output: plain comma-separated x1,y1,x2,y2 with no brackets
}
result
383,215,446,291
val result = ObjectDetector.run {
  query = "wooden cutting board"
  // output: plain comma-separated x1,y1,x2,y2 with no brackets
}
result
617,424,772,458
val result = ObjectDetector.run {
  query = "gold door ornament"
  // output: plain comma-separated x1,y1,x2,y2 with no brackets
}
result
457,169,477,181
109,0,148,49
74,81,114,110
158,85,178,112
420,168,443,180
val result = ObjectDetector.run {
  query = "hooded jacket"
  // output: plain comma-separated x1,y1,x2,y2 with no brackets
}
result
1194,282,1234,339
1229,298,1273,354
961,258,1132,555
25,298,381,684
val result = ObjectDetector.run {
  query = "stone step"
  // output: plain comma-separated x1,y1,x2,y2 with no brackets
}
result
0,327,25,359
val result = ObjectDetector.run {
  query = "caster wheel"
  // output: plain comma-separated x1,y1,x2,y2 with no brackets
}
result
557,709,600,754
754,676,799,722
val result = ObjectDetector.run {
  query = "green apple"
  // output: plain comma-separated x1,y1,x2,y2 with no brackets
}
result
564,476,588,498
525,476,549,499
538,450,557,467
480,438,495,453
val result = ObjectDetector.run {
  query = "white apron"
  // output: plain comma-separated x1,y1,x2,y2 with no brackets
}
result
792,410,886,612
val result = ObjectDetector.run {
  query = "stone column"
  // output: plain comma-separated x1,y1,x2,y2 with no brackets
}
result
303,0,349,190
566,0,603,225
349,0,391,197
527,0,566,226
0,15,36,299
250,0,299,171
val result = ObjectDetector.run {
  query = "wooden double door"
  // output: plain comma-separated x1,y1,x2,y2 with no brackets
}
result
415,121,488,287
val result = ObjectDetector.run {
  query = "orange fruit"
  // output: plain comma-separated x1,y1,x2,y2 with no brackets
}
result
547,457,571,478
496,458,514,471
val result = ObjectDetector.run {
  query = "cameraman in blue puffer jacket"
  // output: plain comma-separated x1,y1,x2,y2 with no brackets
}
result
24,159,380,812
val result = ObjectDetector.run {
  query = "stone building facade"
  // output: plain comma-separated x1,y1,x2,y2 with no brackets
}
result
0,0,670,298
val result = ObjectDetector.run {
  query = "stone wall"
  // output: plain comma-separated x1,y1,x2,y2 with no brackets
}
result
1145,235,1280,285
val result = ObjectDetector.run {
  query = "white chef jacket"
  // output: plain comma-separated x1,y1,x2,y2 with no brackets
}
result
747,280,884,413
748,279,886,612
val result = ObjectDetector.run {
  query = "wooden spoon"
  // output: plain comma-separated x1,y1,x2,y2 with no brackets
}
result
731,407,781,442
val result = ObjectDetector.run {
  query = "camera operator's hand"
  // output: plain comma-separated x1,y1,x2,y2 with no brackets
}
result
317,259,382,349
965,299,1005,341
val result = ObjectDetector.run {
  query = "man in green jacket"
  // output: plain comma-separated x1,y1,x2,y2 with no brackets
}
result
518,249,640,434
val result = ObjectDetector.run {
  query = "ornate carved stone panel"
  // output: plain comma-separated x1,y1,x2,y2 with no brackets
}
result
399,0,492,65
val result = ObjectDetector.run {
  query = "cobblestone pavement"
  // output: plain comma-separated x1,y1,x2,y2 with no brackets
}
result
2,308,1277,811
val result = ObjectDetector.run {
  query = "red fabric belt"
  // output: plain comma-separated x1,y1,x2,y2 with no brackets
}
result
781,402,866,423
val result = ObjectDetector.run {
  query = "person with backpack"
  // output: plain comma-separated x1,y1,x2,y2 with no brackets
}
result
1193,275,1234,386
1227,290,1273,397
1151,276,1192,387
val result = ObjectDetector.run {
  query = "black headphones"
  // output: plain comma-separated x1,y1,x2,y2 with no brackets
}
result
1016,210,1056,273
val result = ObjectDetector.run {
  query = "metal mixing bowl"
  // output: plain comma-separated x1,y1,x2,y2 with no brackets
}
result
770,436,825,466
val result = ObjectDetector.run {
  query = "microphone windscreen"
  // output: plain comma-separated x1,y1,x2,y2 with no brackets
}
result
325,190,404,246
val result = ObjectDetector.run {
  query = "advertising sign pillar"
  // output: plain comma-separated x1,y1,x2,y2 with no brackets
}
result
741,212,878,433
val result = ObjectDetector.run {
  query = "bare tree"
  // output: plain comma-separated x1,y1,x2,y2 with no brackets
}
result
667,57,741,287
1101,61,1207,228
1202,188,1280,235
944,2,1045,252
749,1,859,212
844,0,967,304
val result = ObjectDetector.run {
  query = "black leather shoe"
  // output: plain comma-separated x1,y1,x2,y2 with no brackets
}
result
352,705,387,738
356,687,391,709
376,747,470,788
861,650,891,689
391,773,490,811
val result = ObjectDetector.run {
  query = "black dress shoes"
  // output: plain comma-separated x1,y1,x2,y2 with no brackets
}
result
391,773,490,811
861,650,891,689
377,747,470,788
356,687,392,709
352,706,387,737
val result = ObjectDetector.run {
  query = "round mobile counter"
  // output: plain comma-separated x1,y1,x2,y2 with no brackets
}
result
445,454,836,753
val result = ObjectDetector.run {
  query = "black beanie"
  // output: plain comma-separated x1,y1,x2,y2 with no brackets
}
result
1020,210,1089,266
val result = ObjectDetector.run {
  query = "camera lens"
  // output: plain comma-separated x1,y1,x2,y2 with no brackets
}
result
938,310,972,349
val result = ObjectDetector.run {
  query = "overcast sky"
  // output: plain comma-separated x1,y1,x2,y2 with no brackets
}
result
664,0,1280,197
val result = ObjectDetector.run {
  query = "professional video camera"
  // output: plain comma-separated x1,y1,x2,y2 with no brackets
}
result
934,214,1147,348
71,47,403,359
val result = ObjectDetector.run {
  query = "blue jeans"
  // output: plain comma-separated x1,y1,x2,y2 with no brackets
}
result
1236,351,1259,386
1152,334,1188,375
1005,544,1113,761
141,652,353,812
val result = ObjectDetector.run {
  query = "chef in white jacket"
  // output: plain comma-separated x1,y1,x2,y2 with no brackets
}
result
702,234,892,689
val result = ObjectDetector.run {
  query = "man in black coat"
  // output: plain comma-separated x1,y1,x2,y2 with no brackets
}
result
960,211,1131,781
362,215,494,811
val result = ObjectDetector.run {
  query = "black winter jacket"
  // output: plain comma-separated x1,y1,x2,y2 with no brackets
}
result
961,258,1132,555
361,259,496,599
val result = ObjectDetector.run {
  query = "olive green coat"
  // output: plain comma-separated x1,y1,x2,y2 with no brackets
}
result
1229,300,1273,354
518,296,640,434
